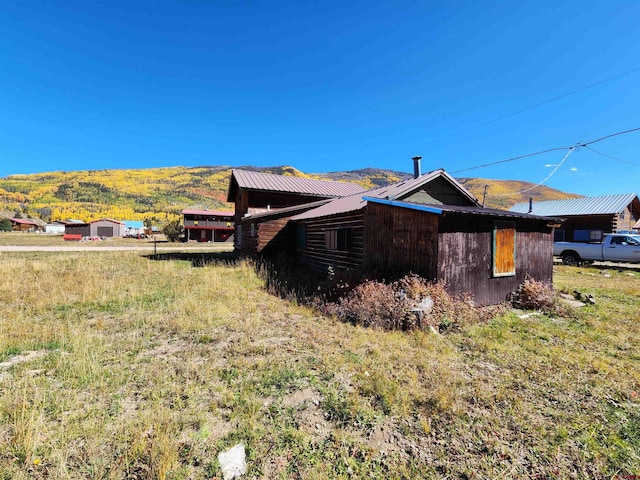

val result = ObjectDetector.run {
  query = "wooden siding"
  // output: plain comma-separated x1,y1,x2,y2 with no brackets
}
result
236,222,256,254
297,212,365,272
438,215,553,306
403,177,477,206
363,202,439,278
555,214,615,242
233,190,329,223
616,203,640,231
255,218,295,254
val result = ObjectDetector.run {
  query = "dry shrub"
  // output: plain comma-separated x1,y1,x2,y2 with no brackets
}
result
322,274,495,331
511,277,555,312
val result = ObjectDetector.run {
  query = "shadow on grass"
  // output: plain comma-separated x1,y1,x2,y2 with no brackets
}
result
143,251,240,267
254,253,364,304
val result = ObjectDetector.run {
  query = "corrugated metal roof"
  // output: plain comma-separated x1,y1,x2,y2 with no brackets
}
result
89,218,125,225
10,218,37,225
292,169,480,221
227,169,366,201
510,193,639,216
182,209,234,217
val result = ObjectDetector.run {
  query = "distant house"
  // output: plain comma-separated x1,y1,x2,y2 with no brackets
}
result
230,163,557,306
510,194,640,242
45,221,66,234
64,218,125,238
10,217,40,232
227,169,366,253
182,210,234,242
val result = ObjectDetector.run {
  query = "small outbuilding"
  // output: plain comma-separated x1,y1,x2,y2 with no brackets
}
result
64,218,125,238
45,222,66,234
10,218,40,232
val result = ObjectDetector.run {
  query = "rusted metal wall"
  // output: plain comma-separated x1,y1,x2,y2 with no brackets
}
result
438,215,553,305
296,211,365,272
363,202,439,278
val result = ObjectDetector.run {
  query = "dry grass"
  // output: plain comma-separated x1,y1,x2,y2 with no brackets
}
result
0,253,638,479
0,232,234,249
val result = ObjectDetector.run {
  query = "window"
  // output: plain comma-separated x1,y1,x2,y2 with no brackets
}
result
325,228,351,251
236,225,242,245
493,222,516,277
296,225,307,249
250,223,256,237
574,230,603,242
554,230,565,242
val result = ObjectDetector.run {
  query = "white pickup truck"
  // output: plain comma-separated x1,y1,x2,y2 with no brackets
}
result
554,233,640,265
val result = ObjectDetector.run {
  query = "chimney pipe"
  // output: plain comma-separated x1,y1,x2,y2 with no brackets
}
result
412,156,422,179
528,197,533,214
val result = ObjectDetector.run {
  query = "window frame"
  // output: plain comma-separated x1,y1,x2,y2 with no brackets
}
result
324,227,352,252
296,224,307,249
492,222,516,278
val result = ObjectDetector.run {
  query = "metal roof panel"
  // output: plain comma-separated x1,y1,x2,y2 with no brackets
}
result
292,169,480,221
230,169,366,198
510,194,638,216
182,209,234,216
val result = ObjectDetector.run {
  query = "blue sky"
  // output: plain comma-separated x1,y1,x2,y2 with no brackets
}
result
1,1,639,197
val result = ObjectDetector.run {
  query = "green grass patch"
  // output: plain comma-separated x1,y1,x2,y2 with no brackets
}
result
0,257,639,478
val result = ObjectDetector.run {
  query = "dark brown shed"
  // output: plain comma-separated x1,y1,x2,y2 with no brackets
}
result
363,198,556,305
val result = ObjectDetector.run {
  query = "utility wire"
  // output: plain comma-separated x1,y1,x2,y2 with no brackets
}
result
488,147,576,197
422,66,640,147
452,126,640,174
583,145,640,167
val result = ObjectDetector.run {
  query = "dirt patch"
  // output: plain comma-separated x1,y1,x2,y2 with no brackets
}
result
282,387,320,407
366,420,402,455
280,387,336,440
0,350,48,370
138,340,187,359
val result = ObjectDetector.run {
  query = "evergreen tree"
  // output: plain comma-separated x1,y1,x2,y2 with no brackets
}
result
0,219,12,232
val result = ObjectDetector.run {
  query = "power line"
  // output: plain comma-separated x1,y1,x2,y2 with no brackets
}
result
583,145,640,167
488,148,576,197
452,126,640,174
422,66,640,147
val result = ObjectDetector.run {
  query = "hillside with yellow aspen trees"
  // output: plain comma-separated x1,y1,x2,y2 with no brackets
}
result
0,165,578,223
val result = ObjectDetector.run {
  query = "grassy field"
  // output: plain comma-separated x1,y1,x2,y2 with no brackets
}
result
0,251,638,479
0,232,233,250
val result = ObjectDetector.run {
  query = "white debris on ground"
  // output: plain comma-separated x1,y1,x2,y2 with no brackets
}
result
218,443,247,480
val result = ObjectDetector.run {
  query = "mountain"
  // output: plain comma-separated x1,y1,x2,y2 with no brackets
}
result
456,177,579,210
0,166,578,223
